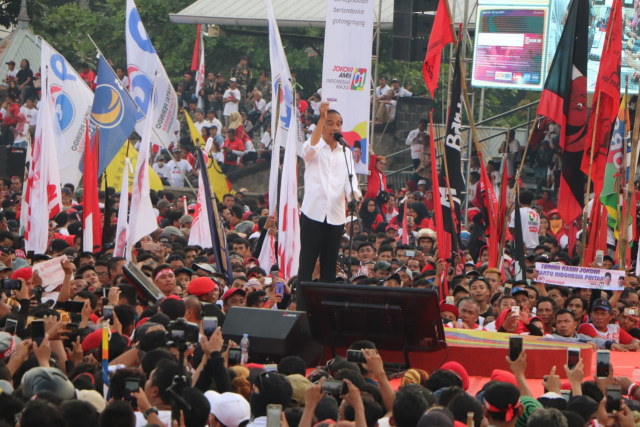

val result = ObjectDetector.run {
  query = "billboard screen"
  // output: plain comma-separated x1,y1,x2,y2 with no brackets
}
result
472,0,633,93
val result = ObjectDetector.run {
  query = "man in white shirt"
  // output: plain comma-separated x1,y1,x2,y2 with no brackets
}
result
375,76,392,99
352,140,368,175
390,78,413,97
223,78,241,128
247,90,266,124
299,102,361,283
115,67,130,89
152,155,172,183
20,98,38,130
193,108,207,134
509,190,540,251
166,148,196,187
405,119,428,169
4,60,17,84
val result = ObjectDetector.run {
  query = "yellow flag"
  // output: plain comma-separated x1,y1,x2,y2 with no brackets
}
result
184,113,234,202
101,140,164,192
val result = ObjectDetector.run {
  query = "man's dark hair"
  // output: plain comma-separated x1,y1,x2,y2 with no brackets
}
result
108,257,126,272
344,397,383,427
114,304,136,332
61,400,99,427
117,283,137,306
100,400,136,427
19,400,67,427
555,308,576,320
378,245,393,255
520,190,535,205
233,238,252,250
277,355,306,376
230,205,244,219
536,296,557,311
566,395,599,424
77,264,97,277
483,382,520,422
0,392,24,425
424,370,463,392
150,360,186,405
74,290,98,309
181,387,211,427
109,368,147,400
152,264,173,280
581,381,604,404
448,392,484,427
392,385,430,427
141,348,178,379
358,242,375,252
246,290,267,308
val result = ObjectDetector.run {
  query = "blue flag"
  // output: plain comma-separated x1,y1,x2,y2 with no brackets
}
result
91,55,140,176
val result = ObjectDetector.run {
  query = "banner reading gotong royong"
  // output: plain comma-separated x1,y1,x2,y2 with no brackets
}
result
321,0,375,173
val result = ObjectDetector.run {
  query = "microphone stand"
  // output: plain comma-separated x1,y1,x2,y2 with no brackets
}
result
341,140,360,284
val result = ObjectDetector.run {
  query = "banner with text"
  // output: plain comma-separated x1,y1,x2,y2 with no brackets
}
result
535,262,625,291
321,0,374,172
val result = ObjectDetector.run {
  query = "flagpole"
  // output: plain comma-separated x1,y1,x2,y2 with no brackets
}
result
619,78,630,267
580,94,602,265
624,84,640,266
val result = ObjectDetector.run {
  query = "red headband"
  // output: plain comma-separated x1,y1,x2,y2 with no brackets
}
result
155,268,174,281
484,400,520,422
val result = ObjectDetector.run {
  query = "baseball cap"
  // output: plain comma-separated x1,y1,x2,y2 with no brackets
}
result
229,77,237,82
511,286,528,297
205,392,250,427
193,263,217,275
5,60,14,65
22,367,75,400
591,297,611,311
187,277,216,297
222,288,246,303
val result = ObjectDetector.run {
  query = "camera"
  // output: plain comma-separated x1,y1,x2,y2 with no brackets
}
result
167,318,199,347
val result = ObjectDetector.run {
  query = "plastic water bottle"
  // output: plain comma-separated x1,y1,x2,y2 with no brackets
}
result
632,366,640,384
240,334,250,365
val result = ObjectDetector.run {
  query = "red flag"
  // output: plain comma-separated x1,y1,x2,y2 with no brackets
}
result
82,124,102,253
191,24,201,71
581,0,622,199
478,153,499,267
422,0,455,98
537,0,589,224
429,111,447,296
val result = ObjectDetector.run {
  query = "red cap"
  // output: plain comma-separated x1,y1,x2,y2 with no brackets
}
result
439,301,459,318
222,288,246,303
11,267,32,282
490,369,518,386
187,277,216,297
244,257,260,266
82,328,113,353
441,361,469,390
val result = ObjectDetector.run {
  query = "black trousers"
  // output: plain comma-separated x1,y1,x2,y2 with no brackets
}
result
298,213,344,284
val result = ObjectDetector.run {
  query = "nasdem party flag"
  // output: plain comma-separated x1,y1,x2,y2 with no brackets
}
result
92,55,140,176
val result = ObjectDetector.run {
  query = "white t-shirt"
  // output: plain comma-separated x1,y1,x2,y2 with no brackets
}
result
261,131,273,149
152,162,171,180
20,106,38,127
204,117,223,133
166,159,193,187
375,85,392,99
253,98,267,112
406,128,426,160
509,206,540,249
135,410,172,427
223,88,241,116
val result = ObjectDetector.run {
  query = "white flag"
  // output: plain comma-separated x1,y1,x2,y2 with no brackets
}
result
24,68,63,254
41,39,94,187
126,97,158,259
195,31,205,109
277,109,300,280
126,0,179,148
188,168,213,249
113,158,131,258
259,0,295,271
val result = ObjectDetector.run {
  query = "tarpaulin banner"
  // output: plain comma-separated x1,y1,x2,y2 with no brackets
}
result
535,262,625,290
321,0,374,172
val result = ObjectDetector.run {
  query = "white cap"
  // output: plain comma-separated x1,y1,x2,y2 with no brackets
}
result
205,392,251,427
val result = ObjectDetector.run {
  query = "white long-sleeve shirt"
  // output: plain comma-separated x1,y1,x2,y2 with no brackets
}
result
301,136,361,225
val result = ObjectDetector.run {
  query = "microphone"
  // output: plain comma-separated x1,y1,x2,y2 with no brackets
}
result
333,132,349,148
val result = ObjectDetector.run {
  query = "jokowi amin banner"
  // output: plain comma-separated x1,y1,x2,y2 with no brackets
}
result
321,0,374,169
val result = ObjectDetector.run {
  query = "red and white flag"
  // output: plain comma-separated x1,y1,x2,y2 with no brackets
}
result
82,124,102,253
24,69,62,254
113,158,131,258
188,168,213,249
126,96,157,259
195,30,205,109
277,109,300,280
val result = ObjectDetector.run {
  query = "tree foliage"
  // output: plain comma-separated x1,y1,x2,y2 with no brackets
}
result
27,0,537,125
